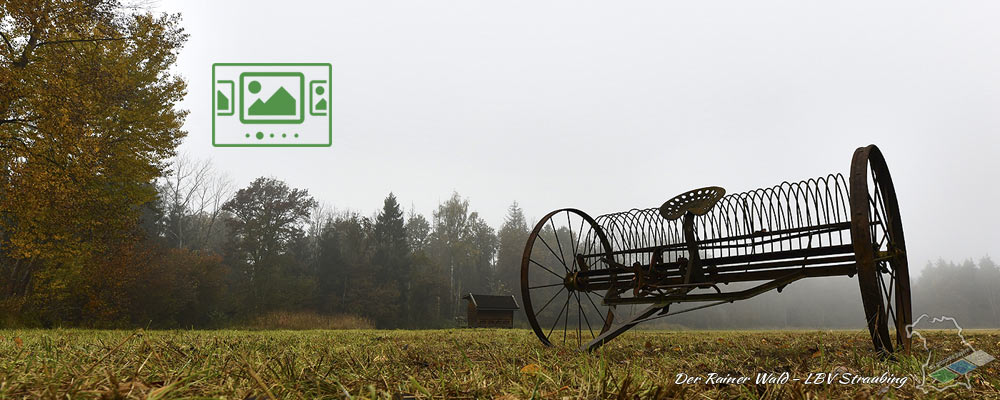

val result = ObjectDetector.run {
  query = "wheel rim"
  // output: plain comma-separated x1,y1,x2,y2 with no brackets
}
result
850,145,912,354
521,208,615,347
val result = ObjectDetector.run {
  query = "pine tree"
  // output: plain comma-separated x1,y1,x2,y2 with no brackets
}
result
372,193,409,326
496,202,529,295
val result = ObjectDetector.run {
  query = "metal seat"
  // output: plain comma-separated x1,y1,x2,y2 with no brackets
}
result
658,186,726,220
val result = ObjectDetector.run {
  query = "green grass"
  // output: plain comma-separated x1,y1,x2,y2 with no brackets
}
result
1,329,998,399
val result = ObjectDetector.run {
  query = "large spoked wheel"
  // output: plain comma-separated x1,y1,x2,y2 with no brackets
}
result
521,208,615,347
850,145,912,354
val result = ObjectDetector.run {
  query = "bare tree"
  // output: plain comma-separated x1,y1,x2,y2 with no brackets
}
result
159,153,232,250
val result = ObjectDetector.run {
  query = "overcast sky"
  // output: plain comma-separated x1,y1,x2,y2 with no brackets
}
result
156,0,999,275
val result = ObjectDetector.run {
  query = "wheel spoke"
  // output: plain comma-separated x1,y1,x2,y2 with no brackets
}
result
536,234,569,273
529,282,564,290
869,196,891,247
584,291,608,326
566,211,579,272
550,219,568,271
562,292,570,345
577,292,596,339
576,291,582,346
575,216,585,255
885,269,896,323
871,169,892,234
536,287,565,314
876,268,896,325
548,294,571,339
869,167,891,239
529,259,563,280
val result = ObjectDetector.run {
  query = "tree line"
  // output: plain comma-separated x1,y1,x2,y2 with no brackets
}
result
3,153,534,328
4,153,998,329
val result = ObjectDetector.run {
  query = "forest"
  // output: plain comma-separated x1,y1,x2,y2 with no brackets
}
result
2,151,999,329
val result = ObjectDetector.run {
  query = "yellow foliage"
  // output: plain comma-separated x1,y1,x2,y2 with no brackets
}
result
0,3,188,293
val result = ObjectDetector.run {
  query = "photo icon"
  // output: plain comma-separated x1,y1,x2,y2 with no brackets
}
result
213,63,331,147
240,72,304,124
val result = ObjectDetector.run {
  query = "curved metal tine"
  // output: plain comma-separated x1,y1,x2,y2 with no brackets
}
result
536,286,565,315
548,293,571,340
536,234,569,273
529,259,564,280
550,218,569,272
576,292,596,339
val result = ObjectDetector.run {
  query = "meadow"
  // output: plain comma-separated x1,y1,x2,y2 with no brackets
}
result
1,329,998,399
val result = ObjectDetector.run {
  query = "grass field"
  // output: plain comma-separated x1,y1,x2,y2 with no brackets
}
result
1,329,998,399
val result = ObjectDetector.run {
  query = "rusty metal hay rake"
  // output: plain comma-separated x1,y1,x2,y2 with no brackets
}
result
520,144,910,354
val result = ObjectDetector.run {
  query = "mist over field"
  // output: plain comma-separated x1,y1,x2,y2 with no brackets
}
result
1,1,997,335
4,1,1000,398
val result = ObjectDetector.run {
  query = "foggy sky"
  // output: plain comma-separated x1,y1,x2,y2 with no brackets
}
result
157,0,1000,275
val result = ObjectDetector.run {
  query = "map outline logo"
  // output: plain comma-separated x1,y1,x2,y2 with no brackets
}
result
907,314,996,393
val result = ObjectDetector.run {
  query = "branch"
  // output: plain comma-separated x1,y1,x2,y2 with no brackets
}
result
0,32,14,56
35,36,128,48
0,118,35,126
13,29,37,68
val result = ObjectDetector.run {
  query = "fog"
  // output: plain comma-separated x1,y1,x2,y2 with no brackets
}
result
156,0,1000,276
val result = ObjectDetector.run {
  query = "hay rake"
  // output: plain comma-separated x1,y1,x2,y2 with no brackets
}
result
520,144,910,354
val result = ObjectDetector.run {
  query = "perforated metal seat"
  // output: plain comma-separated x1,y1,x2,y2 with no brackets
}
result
658,186,726,220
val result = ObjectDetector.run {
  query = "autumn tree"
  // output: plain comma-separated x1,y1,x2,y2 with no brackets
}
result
0,1,187,313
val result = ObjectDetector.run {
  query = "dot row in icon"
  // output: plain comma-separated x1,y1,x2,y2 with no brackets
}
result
246,132,299,140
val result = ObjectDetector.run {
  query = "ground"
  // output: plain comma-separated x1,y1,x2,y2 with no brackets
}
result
1,329,998,399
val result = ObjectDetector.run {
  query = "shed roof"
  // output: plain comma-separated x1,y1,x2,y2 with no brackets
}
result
462,293,519,311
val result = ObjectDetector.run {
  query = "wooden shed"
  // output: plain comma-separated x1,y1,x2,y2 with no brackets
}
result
462,293,519,328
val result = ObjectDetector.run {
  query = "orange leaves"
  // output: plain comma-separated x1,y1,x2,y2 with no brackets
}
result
519,363,541,374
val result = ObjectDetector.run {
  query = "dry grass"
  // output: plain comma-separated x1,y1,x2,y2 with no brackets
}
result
0,329,997,399
243,311,374,330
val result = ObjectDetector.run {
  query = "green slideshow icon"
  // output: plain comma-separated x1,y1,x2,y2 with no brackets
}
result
212,63,331,147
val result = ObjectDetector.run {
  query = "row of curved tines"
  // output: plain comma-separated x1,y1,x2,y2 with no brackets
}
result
593,174,852,268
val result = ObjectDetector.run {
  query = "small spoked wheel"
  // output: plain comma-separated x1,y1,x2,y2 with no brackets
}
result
850,145,912,354
521,208,615,347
